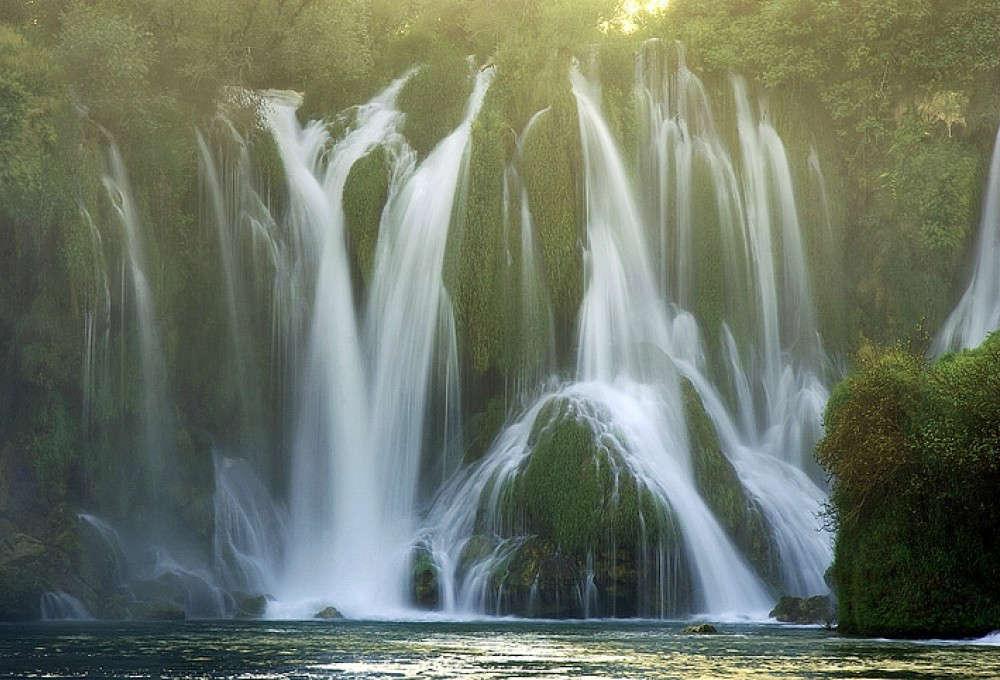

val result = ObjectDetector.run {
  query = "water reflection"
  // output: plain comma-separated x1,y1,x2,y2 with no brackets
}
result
0,621,997,679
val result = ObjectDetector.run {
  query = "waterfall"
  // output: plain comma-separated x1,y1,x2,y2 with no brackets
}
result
212,454,286,596
635,42,831,595
362,65,494,612
424,49,833,618
260,66,494,617
503,108,556,400
264,75,413,615
102,146,174,494
39,592,93,621
934,124,1000,353
80,208,111,435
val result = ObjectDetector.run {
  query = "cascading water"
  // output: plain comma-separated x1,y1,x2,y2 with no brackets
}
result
102,146,174,492
263,76,413,615
76,50,837,621
634,41,831,595
503,108,557,400
39,592,93,621
362,65,494,612
934,123,1000,354
424,48,833,619
262,66,494,616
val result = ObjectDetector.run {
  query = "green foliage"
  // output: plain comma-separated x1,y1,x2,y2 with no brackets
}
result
56,3,154,129
820,336,1000,636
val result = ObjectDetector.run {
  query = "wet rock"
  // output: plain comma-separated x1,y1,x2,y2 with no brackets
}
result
682,623,718,634
411,547,440,609
769,595,834,624
234,594,268,619
314,605,342,619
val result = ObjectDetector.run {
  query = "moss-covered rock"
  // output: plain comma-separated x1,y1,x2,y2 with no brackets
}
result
770,595,834,625
234,593,268,619
314,605,342,620
682,381,778,586
411,546,440,609
398,57,472,159
343,146,391,290
461,396,690,617
682,623,718,634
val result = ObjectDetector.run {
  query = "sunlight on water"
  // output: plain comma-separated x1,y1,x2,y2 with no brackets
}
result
1,622,999,679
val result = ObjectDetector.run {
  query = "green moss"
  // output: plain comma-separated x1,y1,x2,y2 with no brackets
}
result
343,146,391,288
512,397,674,555
683,381,777,585
447,85,511,376
398,56,471,159
520,92,582,354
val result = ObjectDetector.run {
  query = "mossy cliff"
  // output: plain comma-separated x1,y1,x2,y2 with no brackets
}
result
819,335,1000,637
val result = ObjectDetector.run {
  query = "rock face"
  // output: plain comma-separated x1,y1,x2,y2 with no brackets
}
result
769,595,834,625
0,519,96,621
314,605,343,619
682,623,718,634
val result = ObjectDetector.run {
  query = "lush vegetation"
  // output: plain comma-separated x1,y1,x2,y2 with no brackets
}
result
1,0,999,631
818,335,1000,637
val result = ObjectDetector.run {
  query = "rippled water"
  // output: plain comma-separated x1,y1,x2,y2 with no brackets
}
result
1,620,998,679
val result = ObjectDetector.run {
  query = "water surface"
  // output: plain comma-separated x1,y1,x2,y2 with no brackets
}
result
1,620,998,679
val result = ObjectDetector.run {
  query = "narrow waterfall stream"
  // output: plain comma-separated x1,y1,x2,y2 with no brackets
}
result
934,124,1000,354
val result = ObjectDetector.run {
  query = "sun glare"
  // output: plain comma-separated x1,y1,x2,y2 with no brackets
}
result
614,0,669,34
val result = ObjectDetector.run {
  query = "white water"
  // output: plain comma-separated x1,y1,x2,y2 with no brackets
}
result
39,592,93,621
423,48,833,618
503,108,556,400
80,53,837,620
262,66,494,617
102,146,174,491
934,124,1000,354
635,41,831,594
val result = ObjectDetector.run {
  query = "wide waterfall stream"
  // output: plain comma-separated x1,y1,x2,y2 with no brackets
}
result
67,43,1000,625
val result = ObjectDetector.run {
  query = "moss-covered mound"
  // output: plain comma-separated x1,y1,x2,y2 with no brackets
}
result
819,335,1000,637
460,396,690,617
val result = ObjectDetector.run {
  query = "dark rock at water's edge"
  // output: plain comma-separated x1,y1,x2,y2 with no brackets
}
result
770,595,835,625
314,606,343,619
0,519,99,621
235,594,269,619
411,546,440,609
138,604,186,621
682,623,718,634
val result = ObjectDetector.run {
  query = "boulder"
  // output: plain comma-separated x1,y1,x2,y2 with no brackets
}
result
411,547,440,609
234,594,268,619
314,605,342,620
769,595,834,624
682,623,718,634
